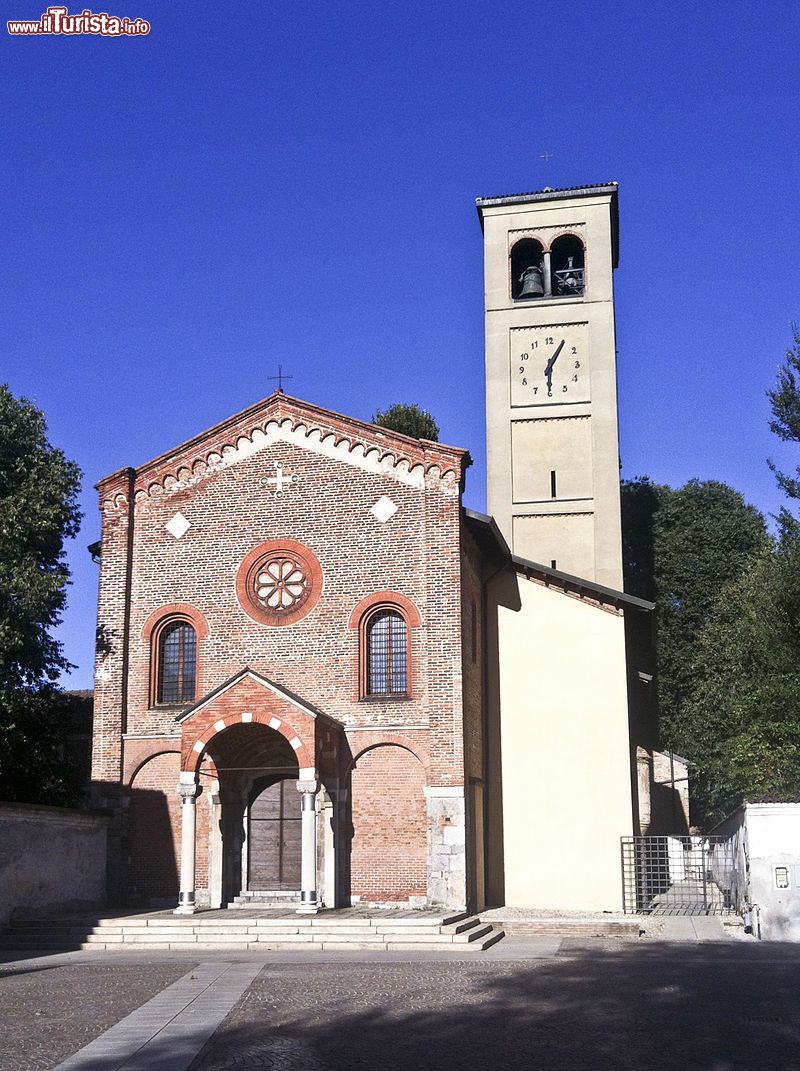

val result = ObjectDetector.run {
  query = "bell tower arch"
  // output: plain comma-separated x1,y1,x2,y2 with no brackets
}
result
477,183,623,588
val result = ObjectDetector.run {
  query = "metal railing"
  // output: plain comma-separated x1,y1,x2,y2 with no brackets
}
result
621,835,737,915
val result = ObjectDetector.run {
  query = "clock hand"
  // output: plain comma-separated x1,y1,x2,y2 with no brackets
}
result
544,340,565,392
548,342,565,376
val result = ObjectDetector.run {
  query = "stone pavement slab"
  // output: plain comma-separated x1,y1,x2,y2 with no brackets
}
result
51,961,263,1071
0,960,193,1071
187,944,800,1071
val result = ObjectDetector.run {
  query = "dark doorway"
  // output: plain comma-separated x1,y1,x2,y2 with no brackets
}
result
248,777,301,890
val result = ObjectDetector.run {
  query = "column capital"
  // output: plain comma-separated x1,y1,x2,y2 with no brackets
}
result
177,781,200,800
296,779,318,795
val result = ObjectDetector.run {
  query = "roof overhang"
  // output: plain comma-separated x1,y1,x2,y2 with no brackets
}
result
463,508,653,613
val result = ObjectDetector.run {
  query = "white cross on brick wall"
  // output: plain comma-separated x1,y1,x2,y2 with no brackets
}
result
263,460,299,498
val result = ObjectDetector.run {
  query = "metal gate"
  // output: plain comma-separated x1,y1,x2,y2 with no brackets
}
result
621,836,736,915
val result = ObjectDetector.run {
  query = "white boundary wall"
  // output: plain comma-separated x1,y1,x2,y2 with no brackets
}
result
712,802,800,941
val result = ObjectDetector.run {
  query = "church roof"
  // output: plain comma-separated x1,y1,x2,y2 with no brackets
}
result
96,391,471,500
463,509,653,613
475,182,618,207
475,183,619,265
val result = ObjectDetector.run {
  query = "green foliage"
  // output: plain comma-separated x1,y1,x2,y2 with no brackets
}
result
622,476,769,757
0,688,91,806
372,403,439,442
767,327,800,543
0,384,83,804
682,548,800,825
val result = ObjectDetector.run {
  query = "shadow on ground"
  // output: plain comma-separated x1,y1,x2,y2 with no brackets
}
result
185,942,800,1071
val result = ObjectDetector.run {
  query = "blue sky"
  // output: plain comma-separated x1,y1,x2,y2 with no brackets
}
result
2,1,799,688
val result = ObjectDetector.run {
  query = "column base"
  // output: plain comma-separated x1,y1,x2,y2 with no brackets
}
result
173,904,197,915
296,903,319,915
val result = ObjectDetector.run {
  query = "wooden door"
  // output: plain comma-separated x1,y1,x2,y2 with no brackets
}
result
248,779,302,889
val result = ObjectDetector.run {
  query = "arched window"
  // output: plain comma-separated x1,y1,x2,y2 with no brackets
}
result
349,592,420,700
511,238,544,300
156,620,197,704
551,234,585,296
367,609,408,696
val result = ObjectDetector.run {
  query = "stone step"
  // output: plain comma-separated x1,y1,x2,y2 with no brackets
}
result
453,923,494,943
1,911,504,953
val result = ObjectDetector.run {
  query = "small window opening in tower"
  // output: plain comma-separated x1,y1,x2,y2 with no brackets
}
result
550,470,557,498
550,559,557,570
511,238,545,300
551,235,585,296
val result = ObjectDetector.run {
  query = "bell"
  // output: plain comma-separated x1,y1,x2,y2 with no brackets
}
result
519,265,544,298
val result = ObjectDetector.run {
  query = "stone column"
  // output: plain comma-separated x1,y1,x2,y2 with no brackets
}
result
174,777,200,915
542,250,552,297
296,779,319,914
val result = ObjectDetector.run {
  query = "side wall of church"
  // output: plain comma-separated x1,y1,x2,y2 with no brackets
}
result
491,570,633,911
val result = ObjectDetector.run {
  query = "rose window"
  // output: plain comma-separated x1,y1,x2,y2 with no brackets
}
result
254,557,308,611
237,539,322,626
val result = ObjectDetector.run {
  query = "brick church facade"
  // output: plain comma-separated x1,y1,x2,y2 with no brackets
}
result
91,185,664,915
92,393,489,912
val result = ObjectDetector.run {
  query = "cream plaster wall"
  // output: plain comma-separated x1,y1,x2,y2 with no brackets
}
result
496,573,633,910
512,513,595,578
480,188,623,589
512,417,593,503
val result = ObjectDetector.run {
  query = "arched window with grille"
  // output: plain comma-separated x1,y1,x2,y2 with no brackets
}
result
156,620,197,704
367,609,408,696
349,592,420,700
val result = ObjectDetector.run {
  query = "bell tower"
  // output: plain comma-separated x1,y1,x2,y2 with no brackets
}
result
477,183,623,589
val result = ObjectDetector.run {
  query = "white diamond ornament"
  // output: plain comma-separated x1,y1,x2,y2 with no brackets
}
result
165,512,191,539
371,496,398,523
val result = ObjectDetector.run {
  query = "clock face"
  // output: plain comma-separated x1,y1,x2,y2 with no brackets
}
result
510,323,590,407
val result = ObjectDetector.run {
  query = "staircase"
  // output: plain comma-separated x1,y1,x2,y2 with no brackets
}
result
228,890,300,908
0,910,504,952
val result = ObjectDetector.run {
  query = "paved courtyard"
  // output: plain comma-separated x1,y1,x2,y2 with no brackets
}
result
2,939,800,1070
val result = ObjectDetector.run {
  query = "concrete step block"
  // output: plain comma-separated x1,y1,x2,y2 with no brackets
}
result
319,941,390,951
373,925,449,936
309,919,374,929
84,932,124,943
452,924,493,943
254,932,314,943
255,942,324,951
383,931,455,943
193,917,259,928
450,917,482,934
125,941,173,949
366,916,444,928
308,925,383,933
170,941,250,951
247,927,302,936
123,932,197,942
439,912,470,926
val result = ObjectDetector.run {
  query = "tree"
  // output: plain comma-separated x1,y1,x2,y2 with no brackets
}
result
372,403,439,441
622,478,769,757
768,326,800,543
0,385,82,803
681,547,800,825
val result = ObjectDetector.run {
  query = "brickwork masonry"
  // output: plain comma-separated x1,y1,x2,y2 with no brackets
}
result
92,393,475,910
